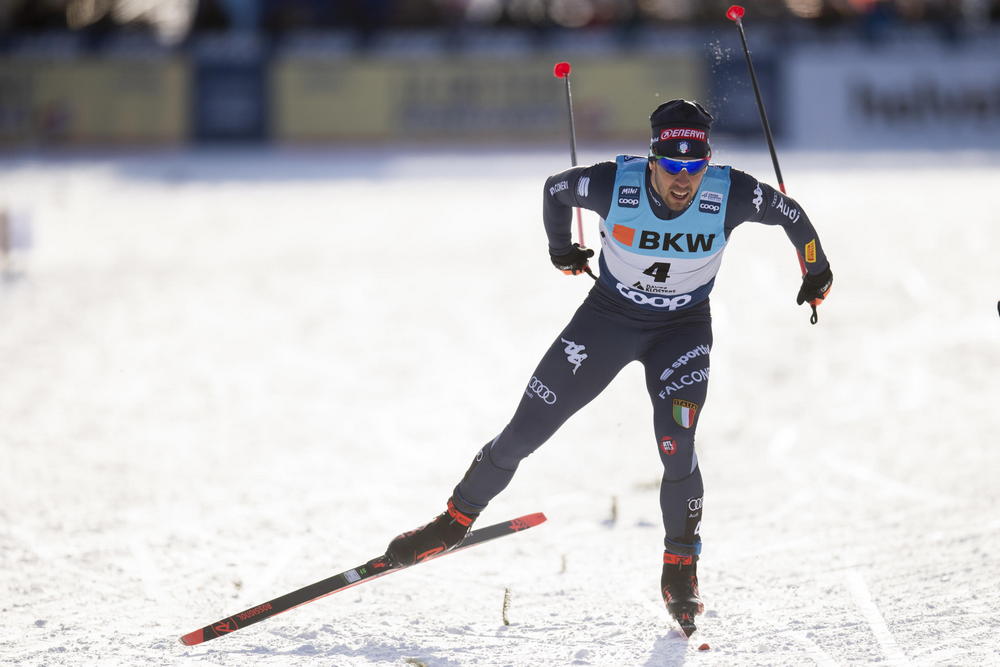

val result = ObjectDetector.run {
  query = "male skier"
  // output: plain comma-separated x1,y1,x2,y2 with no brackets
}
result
385,100,833,632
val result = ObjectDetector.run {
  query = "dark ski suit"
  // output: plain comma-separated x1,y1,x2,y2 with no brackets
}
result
453,156,830,555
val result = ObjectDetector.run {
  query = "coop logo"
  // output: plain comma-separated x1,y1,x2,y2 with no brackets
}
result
549,180,569,196
698,191,723,214
616,283,692,310
524,376,557,405
618,185,640,208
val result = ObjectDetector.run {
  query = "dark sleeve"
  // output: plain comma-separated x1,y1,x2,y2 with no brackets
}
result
725,168,830,274
542,161,617,254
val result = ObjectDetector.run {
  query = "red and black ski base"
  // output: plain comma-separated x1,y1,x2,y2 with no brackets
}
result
179,512,546,646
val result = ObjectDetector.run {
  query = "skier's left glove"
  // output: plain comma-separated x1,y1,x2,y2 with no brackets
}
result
549,243,594,276
796,265,833,306
797,265,833,324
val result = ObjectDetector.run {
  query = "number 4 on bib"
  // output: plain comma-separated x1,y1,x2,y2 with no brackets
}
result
643,262,672,282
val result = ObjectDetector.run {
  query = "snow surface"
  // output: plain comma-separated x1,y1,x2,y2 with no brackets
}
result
1,147,998,666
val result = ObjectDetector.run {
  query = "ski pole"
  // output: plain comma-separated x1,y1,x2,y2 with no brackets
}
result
727,5,823,323
553,61,596,280
725,5,786,195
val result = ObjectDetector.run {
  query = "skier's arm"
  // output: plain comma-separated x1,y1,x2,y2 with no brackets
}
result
542,161,616,255
725,169,830,275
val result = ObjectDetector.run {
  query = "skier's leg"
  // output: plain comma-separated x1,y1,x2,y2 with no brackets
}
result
452,300,636,512
640,320,713,553
388,300,635,564
640,317,712,627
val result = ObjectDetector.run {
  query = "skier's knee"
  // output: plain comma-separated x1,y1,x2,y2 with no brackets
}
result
661,451,699,482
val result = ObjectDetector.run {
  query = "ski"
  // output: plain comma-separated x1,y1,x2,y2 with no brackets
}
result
669,602,701,637
179,512,547,646
676,616,698,638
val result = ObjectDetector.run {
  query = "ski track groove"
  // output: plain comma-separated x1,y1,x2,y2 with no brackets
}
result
845,571,910,666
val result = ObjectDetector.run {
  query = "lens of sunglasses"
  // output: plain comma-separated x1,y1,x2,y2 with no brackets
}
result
654,156,708,175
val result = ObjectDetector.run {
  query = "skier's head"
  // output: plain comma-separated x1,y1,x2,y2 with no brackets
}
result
647,100,714,212
648,99,713,160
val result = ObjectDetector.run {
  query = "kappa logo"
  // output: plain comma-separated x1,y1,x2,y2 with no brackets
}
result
560,337,588,375
753,183,763,213
617,185,640,208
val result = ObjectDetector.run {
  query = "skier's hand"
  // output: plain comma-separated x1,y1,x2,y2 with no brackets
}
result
796,265,833,306
550,243,594,276
797,265,832,324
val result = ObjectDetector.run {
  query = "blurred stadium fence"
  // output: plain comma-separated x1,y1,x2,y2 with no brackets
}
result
1,30,998,149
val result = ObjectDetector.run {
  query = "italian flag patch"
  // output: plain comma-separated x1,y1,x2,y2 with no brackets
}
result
672,400,698,428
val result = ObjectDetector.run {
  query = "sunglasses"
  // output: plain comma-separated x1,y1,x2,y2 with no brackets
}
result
651,155,709,175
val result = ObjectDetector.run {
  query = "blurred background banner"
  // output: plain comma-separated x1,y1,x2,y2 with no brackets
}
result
192,33,268,142
1,0,999,149
272,54,702,143
786,43,1000,149
0,57,188,146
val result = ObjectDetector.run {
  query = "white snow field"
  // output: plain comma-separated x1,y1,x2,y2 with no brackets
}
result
1,147,998,666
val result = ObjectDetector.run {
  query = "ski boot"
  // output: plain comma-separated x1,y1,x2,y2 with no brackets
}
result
387,498,480,566
661,551,704,637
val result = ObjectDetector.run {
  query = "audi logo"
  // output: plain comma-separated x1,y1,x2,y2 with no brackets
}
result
526,376,557,405
688,497,703,512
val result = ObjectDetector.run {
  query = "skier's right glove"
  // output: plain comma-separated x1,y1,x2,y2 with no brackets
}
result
549,243,594,276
